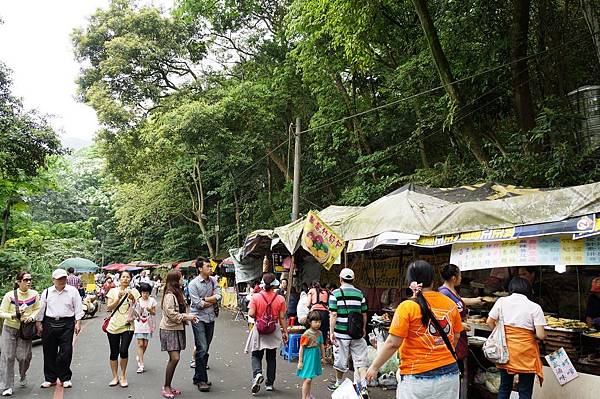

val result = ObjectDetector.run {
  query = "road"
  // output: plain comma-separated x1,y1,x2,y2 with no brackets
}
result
10,306,394,398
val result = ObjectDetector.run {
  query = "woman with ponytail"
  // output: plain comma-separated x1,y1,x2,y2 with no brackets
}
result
366,260,463,399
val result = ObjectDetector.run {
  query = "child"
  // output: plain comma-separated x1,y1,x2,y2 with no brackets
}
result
134,282,157,373
297,311,326,399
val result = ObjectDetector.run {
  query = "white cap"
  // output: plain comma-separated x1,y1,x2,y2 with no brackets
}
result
339,268,355,280
52,269,68,279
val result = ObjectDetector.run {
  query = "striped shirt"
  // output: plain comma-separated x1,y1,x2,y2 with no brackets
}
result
329,284,367,339
67,274,82,289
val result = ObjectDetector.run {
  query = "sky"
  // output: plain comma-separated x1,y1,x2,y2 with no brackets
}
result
0,0,172,149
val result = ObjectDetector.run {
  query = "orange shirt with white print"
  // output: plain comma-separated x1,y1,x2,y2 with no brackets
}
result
389,291,463,375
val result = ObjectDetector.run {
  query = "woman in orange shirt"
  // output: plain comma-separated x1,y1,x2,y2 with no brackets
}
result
366,260,463,399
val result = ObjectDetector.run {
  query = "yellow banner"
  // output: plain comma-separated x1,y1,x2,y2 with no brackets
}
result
301,210,345,270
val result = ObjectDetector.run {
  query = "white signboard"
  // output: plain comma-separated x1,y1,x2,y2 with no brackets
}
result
545,347,579,386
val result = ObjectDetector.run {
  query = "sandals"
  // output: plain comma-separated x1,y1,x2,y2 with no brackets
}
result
162,388,175,399
171,388,182,395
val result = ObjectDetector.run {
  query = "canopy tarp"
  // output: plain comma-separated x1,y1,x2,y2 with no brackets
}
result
230,248,263,283
127,260,159,268
102,263,127,271
273,205,363,254
339,182,600,241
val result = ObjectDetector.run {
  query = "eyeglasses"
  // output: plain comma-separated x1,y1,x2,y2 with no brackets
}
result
21,278,32,282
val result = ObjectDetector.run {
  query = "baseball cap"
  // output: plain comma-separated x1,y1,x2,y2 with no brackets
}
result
591,276,600,293
339,268,355,280
52,269,68,279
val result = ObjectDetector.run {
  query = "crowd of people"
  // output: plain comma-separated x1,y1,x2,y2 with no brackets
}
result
1,259,598,399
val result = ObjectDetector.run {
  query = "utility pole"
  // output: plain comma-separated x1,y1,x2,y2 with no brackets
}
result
215,200,220,256
288,117,301,306
291,117,301,222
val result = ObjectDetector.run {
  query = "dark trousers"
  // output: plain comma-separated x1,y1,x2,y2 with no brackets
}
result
192,321,215,383
41,319,75,383
107,331,134,360
497,369,535,399
251,348,277,386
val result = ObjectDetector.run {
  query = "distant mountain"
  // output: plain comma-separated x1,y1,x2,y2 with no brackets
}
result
61,136,92,150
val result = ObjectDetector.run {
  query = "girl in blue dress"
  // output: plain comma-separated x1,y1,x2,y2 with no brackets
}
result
297,311,325,399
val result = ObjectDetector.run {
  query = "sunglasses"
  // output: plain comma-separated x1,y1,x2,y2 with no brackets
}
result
21,278,32,282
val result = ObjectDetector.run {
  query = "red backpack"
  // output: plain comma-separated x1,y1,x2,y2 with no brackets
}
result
256,292,278,335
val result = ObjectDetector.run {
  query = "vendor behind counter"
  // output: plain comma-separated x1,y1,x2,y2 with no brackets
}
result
586,276,600,329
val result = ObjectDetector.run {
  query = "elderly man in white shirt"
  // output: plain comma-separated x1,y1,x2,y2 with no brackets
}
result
35,269,84,389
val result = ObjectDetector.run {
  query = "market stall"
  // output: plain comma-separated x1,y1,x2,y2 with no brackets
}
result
447,237,600,399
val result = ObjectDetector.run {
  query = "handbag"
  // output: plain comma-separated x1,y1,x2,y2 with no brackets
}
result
102,293,129,333
13,289,36,340
483,303,509,364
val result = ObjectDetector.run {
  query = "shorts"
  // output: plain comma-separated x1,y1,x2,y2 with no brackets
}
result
333,338,368,373
134,332,152,340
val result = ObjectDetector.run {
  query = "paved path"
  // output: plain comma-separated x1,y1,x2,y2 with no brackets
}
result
10,306,394,399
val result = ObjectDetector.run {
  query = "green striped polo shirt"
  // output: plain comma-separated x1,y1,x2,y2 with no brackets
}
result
328,284,367,339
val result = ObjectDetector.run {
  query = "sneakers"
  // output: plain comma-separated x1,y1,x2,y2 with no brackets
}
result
18,377,27,387
62,381,73,388
265,385,273,391
1,388,12,396
251,373,264,395
40,381,55,388
327,381,341,391
359,386,370,399
189,360,195,368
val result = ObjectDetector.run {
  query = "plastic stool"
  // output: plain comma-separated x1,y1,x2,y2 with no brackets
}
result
281,333,302,362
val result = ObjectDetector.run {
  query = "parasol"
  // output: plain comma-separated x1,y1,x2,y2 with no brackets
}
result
58,258,98,274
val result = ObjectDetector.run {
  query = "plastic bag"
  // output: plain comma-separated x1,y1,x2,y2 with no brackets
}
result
483,305,509,364
331,378,360,399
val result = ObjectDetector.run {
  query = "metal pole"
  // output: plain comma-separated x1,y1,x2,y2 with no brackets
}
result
291,117,301,222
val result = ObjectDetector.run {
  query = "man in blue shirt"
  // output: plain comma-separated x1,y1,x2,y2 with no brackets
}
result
188,257,221,392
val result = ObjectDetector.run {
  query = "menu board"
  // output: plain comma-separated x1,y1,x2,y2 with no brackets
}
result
451,236,600,270
545,347,578,386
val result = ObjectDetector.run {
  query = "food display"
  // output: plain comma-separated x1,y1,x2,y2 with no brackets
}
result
467,316,488,325
493,291,509,297
545,316,589,331
584,331,600,338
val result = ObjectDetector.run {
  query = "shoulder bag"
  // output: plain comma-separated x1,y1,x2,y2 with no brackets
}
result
13,289,36,340
340,288,364,339
483,302,509,364
102,292,129,333
210,278,220,317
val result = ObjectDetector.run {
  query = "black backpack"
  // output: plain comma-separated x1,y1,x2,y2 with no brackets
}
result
340,288,364,339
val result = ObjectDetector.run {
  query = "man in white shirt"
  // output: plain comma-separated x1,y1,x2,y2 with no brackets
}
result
35,269,84,389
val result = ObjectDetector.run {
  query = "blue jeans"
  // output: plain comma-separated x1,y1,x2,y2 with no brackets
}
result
398,364,460,399
192,321,214,384
497,369,535,399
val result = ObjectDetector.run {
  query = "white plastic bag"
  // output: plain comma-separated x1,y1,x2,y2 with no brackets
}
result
483,305,509,364
331,378,360,399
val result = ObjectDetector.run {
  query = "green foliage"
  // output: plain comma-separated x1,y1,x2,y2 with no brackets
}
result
58,0,600,263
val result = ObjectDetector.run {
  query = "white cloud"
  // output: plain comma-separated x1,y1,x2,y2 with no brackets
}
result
0,0,173,149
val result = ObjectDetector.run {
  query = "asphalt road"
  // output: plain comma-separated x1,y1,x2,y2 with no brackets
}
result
9,306,394,399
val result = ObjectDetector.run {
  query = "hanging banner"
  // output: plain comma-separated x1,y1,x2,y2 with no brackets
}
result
451,236,600,271
417,214,596,247
301,210,345,271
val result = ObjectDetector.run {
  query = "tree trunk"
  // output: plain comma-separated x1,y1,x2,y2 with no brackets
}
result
411,0,490,166
267,150,291,181
581,0,600,67
229,171,241,248
510,0,536,135
331,73,373,155
184,160,215,258
1,203,11,248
